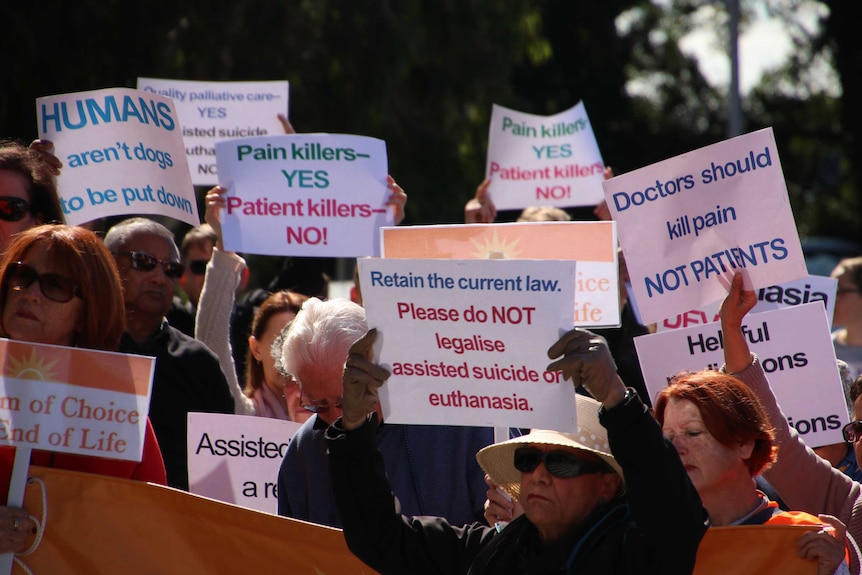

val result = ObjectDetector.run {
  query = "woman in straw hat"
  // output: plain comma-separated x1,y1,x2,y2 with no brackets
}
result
327,327,708,575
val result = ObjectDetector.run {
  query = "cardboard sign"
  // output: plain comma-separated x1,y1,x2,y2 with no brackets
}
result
0,339,154,461
485,102,605,210
658,275,837,332
215,134,392,256
635,303,847,447
187,413,301,514
603,128,806,324
359,258,578,431
36,87,198,226
381,221,620,327
136,78,289,186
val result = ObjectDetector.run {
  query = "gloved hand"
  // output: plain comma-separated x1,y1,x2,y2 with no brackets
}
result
341,329,390,430
546,329,624,405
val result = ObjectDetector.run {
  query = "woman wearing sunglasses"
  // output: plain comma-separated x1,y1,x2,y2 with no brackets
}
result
0,141,65,253
328,328,708,575
0,225,166,553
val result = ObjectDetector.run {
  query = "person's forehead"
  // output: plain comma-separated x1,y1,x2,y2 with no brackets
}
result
0,170,30,198
122,232,177,258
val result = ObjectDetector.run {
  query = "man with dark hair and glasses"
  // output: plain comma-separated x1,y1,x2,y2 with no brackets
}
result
104,217,234,490
166,223,224,336
275,297,498,529
326,328,708,575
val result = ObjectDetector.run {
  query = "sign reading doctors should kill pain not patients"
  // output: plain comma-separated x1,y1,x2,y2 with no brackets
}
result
216,134,392,257
358,258,578,432
0,338,155,461
37,87,199,227
635,303,848,448
602,128,806,325
137,78,289,186
486,102,605,211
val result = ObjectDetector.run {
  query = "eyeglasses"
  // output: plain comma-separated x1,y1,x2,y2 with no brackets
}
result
6,262,82,303
842,421,862,443
0,197,32,222
513,447,609,479
187,260,208,276
115,251,185,279
298,389,343,413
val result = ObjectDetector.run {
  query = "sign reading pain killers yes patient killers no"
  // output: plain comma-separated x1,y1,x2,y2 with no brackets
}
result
36,87,199,227
358,258,578,431
0,338,155,461
603,127,807,325
216,134,392,257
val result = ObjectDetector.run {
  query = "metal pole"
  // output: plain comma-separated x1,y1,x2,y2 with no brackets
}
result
727,0,744,137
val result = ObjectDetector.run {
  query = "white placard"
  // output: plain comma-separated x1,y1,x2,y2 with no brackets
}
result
485,102,605,211
136,78,289,186
603,127,806,324
215,134,391,256
658,275,837,331
359,258,578,431
187,413,301,514
635,303,847,447
36,87,198,226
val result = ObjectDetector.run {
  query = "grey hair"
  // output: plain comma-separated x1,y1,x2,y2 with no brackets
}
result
274,298,366,385
103,217,180,260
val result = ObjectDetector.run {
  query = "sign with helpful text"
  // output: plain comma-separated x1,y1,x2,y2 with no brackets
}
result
381,221,620,327
657,275,837,332
187,413,301,514
603,127,806,325
216,134,392,256
137,78,289,186
359,258,578,431
485,102,605,211
0,339,154,461
36,87,199,226
635,303,847,447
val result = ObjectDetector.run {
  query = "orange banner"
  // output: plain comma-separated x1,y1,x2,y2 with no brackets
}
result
694,525,818,575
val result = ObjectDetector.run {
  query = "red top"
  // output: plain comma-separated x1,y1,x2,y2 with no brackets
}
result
0,417,167,502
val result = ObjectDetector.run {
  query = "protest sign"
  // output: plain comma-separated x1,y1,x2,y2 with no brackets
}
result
188,413,301,514
36,87,198,226
136,78,289,186
602,127,806,324
0,338,154,460
358,258,578,431
635,303,847,447
485,102,605,211
381,221,620,327
658,275,837,332
215,134,391,257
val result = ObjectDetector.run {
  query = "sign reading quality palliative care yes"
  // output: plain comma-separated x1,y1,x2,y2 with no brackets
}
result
486,102,605,211
603,128,806,325
635,303,847,448
137,78,289,186
359,258,578,431
37,87,198,227
216,134,392,257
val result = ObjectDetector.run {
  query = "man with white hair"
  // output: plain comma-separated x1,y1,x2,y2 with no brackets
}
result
275,297,495,527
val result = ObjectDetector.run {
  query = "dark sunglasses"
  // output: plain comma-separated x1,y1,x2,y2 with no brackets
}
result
299,389,343,413
842,421,862,444
6,262,82,303
513,447,609,479
0,197,32,222
115,251,185,279
187,259,208,276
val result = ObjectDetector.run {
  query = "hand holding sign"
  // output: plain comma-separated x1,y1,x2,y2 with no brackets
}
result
341,329,389,430
547,329,627,406
720,273,760,374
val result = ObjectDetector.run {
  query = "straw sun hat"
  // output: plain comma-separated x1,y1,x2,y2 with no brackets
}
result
476,394,625,501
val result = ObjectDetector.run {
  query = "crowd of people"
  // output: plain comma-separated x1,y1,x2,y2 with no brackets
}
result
0,134,860,575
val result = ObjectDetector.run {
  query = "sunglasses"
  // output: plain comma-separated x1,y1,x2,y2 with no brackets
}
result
186,260,208,276
299,389,343,413
115,251,185,279
7,262,82,303
842,421,862,444
0,197,32,222
513,447,609,479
